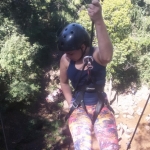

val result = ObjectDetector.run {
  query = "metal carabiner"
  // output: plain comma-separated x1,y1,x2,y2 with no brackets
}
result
83,56,93,64
83,56,93,70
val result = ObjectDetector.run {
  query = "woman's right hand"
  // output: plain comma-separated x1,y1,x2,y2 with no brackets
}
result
87,0,103,24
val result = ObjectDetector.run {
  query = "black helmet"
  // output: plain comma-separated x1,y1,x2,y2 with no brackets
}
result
58,23,90,51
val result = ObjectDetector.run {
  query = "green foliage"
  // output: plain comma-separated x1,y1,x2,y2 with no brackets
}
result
100,0,137,89
138,53,150,86
0,31,41,103
0,0,85,105
107,38,140,90
101,0,150,89
102,0,132,43
76,7,91,32
130,1,150,86
0,16,17,44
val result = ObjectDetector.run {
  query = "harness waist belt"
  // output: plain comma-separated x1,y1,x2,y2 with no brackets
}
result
85,87,95,91
76,86,104,92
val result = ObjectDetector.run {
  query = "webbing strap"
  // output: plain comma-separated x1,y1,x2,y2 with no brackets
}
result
92,92,105,125
65,91,85,121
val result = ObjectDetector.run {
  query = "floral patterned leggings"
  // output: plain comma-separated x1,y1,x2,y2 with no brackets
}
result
68,105,119,150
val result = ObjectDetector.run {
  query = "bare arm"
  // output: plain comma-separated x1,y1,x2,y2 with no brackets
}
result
60,54,72,105
88,0,113,66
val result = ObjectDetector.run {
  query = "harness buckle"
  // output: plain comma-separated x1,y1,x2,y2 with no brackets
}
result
72,101,79,108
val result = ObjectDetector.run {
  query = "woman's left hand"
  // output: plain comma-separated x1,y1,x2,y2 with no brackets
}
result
87,0,103,24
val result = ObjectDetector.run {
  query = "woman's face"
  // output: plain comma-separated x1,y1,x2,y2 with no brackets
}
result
65,45,86,61
65,49,82,61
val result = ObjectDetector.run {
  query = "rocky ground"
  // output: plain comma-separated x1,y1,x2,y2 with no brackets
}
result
114,86,150,150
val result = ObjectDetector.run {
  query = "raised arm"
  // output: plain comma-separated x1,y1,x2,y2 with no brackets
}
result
88,0,113,66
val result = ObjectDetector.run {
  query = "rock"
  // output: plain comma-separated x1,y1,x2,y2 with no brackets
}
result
125,129,133,135
55,70,60,76
124,134,131,139
145,114,150,123
135,86,150,101
127,115,134,119
145,125,150,131
122,110,129,114
136,107,143,116
127,108,134,116
117,124,121,131
123,114,127,118
114,108,120,115
46,94,54,103
115,115,119,118
122,124,128,131
118,127,124,138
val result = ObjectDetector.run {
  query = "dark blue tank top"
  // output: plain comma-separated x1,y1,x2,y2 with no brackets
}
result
67,49,106,105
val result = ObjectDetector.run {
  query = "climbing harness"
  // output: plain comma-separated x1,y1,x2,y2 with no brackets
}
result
126,93,150,150
65,46,114,125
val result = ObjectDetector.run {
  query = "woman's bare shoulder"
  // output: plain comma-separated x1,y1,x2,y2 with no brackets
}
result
60,54,70,68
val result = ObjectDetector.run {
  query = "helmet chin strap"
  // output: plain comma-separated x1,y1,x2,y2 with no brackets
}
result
78,46,87,61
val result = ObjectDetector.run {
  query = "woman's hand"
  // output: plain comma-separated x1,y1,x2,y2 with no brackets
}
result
87,0,103,24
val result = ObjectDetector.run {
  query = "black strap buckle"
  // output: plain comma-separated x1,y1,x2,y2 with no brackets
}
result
85,87,95,91
72,101,79,108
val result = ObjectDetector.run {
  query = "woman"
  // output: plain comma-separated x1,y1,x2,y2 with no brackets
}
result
58,0,119,149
